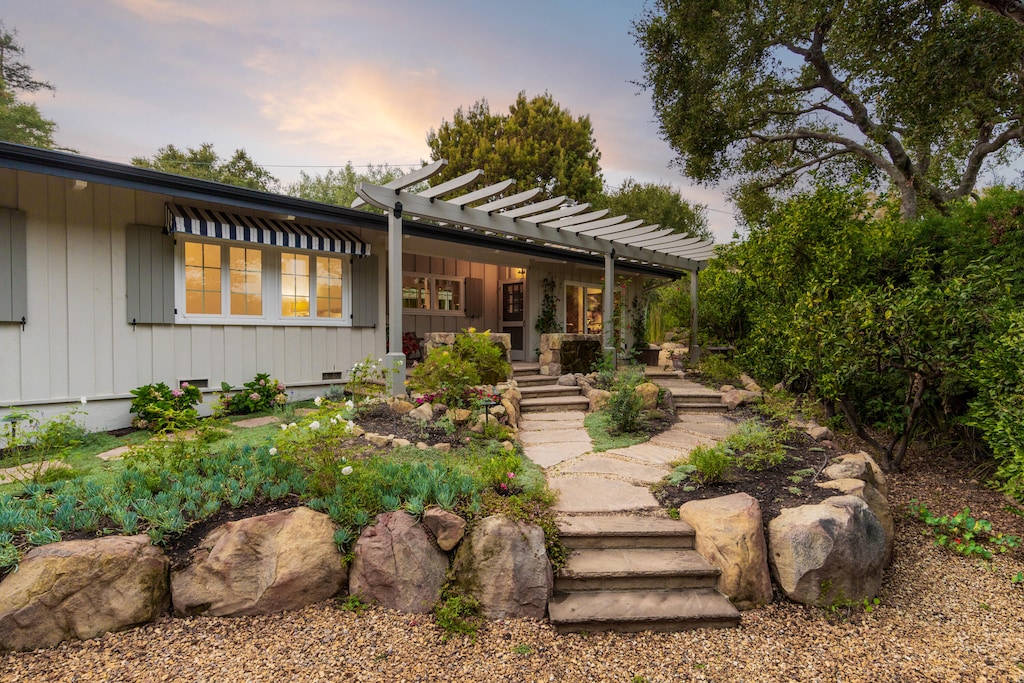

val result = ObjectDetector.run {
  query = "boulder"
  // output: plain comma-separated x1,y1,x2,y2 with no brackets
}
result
500,398,519,427
0,535,168,651
392,438,412,449
349,511,448,613
423,508,467,551
739,374,762,392
408,403,433,421
365,433,392,447
588,389,611,412
807,425,834,442
470,413,500,433
721,389,757,410
817,478,894,565
823,451,888,497
171,507,345,617
435,443,452,453
556,374,578,386
452,515,552,619
634,382,661,411
390,399,416,415
678,494,772,610
768,496,887,606
452,408,472,423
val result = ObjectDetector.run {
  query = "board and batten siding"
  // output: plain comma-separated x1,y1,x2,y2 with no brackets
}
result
400,253,501,336
0,168,385,428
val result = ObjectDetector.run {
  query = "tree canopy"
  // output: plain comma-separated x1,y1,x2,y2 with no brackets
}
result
634,1,1024,219
0,21,62,150
426,92,603,203
131,143,279,192
286,162,412,211
592,178,711,240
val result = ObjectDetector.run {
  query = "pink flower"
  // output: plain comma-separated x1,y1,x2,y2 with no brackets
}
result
180,382,190,388
250,392,260,401
499,483,508,491
171,389,183,398
507,472,515,479
259,379,266,386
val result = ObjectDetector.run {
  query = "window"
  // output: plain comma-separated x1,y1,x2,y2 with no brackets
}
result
402,274,464,314
177,238,350,325
229,247,262,315
185,242,222,314
565,284,602,334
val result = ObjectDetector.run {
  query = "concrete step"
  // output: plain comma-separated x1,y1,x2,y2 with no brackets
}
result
557,515,695,550
675,402,729,414
520,396,591,413
556,548,719,591
548,588,741,634
512,361,541,375
519,384,583,399
514,374,559,387
644,368,683,379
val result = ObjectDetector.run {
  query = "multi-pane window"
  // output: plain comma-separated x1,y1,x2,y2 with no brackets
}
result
402,274,463,313
316,256,344,318
180,239,349,323
281,253,311,317
229,247,262,315
565,284,602,334
185,242,222,314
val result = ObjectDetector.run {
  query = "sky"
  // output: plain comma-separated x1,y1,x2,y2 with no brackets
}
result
4,0,738,242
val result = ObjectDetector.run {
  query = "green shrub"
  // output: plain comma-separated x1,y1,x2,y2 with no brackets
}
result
218,373,287,415
346,357,393,409
129,381,203,432
727,420,790,471
408,329,510,407
687,444,735,484
607,367,646,434
433,593,482,640
696,355,742,387
1,408,87,474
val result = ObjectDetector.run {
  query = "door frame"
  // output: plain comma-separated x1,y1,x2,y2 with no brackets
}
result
499,278,526,361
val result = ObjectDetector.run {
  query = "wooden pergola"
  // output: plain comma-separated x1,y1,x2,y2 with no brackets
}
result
354,160,717,395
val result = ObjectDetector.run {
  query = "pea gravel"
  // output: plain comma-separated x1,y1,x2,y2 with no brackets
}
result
3,460,1023,682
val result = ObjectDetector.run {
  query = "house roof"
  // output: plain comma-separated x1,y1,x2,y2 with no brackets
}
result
0,142,695,278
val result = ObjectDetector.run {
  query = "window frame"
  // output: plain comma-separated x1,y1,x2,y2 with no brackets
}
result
401,272,466,317
174,237,353,327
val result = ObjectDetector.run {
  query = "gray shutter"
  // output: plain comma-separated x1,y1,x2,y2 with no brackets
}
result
350,255,378,327
464,277,483,317
125,224,174,324
0,208,27,323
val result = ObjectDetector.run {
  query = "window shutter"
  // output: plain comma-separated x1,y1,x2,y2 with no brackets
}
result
125,224,174,324
0,208,27,323
350,255,378,327
465,277,484,317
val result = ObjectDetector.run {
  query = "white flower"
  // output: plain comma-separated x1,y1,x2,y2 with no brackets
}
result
377,358,383,363
280,424,288,431
309,420,321,431
269,447,278,456
345,400,354,409
330,417,338,425
341,465,353,476
80,396,88,405
314,396,323,406
289,422,297,429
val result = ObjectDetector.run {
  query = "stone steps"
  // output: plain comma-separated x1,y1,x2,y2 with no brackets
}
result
550,514,740,633
514,374,559,387
519,384,583,399
520,395,591,413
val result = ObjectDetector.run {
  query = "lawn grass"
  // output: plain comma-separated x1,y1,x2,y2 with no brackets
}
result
584,411,650,452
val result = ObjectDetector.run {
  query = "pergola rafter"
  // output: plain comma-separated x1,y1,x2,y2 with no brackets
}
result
354,160,717,395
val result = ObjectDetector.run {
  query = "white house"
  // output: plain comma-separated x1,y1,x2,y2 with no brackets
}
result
0,142,713,430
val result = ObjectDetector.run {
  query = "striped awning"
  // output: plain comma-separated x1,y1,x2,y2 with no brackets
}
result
165,203,370,256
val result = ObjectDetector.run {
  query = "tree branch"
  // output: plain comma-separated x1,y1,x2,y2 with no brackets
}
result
756,149,853,189
752,128,899,176
971,0,1024,25
954,124,1024,198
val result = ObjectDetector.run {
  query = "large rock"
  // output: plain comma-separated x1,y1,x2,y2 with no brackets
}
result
408,402,433,421
635,382,661,411
556,374,578,386
678,493,773,610
452,515,552,619
589,389,611,412
171,507,345,617
349,511,449,613
0,535,168,651
768,496,887,606
721,388,758,410
823,451,888,497
817,478,895,565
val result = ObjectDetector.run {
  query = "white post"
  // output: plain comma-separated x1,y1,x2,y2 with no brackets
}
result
387,203,406,395
689,268,701,366
603,251,615,360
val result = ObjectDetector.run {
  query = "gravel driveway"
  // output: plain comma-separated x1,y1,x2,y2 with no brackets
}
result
2,461,1023,682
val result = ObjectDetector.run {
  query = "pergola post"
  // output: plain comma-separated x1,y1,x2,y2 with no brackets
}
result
386,203,406,396
604,251,616,361
689,268,701,367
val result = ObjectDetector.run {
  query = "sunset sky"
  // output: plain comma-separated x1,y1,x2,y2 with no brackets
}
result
5,0,738,241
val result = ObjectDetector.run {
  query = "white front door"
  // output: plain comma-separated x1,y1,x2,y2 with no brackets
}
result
499,279,525,361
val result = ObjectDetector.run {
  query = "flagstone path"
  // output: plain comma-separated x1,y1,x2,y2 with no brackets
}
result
521,411,739,514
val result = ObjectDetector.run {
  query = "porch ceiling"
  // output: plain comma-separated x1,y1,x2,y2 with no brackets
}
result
354,160,716,273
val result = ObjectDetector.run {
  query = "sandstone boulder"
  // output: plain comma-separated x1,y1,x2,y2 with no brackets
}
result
817,478,894,565
678,493,773,610
739,374,762,393
589,389,611,412
635,382,661,411
171,507,345,618
823,451,888,497
390,399,416,415
408,403,433,421
452,515,552,619
768,496,887,606
500,398,519,427
556,374,578,386
0,535,168,651
452,408,472,423
807,425,834,442
423,508,467,551
721,388,757,410
349,511,448,613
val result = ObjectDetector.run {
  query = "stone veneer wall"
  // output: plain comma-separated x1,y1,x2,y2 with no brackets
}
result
538,333,603,376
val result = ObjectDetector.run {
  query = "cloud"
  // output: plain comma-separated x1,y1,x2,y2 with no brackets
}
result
107,0,233,26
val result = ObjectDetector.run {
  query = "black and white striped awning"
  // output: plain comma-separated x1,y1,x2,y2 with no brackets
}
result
166,203,370,256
